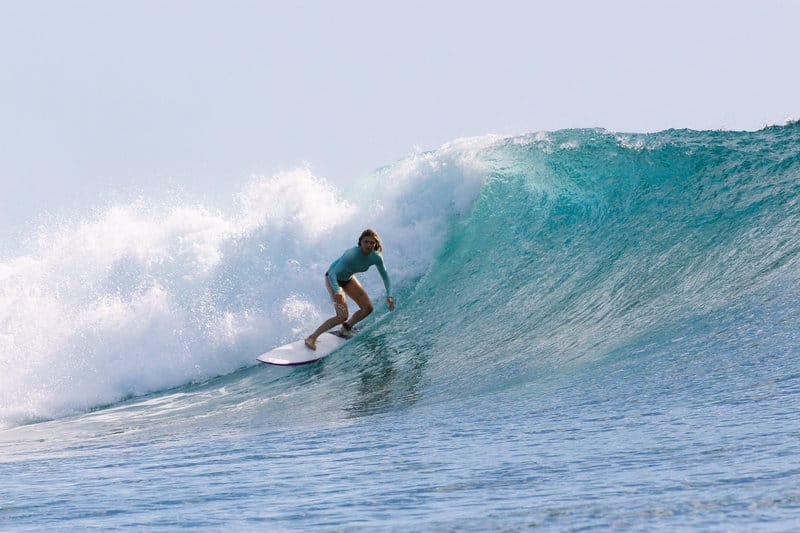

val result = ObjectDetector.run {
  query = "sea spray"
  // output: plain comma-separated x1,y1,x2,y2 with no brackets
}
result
0,143,496,427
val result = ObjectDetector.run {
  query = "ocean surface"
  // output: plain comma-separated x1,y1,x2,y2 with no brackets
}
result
2,124,800,530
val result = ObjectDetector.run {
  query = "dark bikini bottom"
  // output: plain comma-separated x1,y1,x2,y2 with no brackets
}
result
325,272,353,287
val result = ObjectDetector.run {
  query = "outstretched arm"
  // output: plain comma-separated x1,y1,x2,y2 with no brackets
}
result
375,255,395,311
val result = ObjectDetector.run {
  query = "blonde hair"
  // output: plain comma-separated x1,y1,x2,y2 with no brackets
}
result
358,229,382,253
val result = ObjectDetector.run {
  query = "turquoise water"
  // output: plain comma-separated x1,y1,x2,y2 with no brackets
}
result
2,124,800,530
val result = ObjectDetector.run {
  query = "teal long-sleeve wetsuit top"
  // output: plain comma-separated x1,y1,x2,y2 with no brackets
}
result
327,247,392,298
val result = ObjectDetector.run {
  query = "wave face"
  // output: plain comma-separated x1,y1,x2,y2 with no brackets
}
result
389,125,800,395
2,124,799,428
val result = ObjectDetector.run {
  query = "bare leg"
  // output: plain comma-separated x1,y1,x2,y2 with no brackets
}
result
341,276,374,331
305,278,348,350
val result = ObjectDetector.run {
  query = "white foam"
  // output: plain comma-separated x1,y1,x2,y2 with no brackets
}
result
0,141,495,428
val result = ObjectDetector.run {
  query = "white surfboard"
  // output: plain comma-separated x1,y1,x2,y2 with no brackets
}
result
256,331,348,366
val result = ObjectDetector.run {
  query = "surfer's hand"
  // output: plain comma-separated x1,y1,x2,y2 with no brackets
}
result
386,297,395,312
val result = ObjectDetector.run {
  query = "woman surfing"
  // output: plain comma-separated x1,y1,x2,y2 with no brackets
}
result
305,229,395,350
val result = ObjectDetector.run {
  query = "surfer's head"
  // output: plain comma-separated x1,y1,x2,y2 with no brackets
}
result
358,229,382,253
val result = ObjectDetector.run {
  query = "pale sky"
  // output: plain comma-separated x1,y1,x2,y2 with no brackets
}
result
1,0,798,245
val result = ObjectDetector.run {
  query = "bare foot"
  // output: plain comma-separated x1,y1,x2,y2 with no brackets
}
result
304,337,317,351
